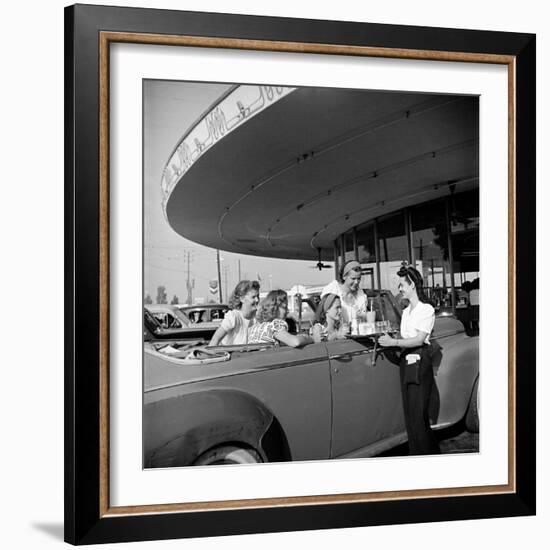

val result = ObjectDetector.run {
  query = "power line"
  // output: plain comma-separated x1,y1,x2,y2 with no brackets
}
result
145,245,217,257
145,263,189,273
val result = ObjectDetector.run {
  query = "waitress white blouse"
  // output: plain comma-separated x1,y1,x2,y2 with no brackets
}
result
400,302,435,344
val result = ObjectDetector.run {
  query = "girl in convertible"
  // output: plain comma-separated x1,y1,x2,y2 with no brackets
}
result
209,280,260,346
310,293,347,341
248,290,323,347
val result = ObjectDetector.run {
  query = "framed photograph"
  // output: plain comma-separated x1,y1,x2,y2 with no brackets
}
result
65,4,536,545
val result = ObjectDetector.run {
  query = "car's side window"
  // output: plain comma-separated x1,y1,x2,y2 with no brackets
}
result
189,311,204,323
211,308,226,320
168,313,183,329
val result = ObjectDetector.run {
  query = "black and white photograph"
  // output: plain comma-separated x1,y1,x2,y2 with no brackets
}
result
143,80,480,468
55,1,540,546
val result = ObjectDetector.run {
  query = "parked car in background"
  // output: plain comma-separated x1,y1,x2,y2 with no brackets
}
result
143,290,479,468
144,304,216,341
177,303,229,325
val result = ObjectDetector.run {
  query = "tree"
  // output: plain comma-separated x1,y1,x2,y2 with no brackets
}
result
144,293,153,305
156,285,167,304
170,294,179,305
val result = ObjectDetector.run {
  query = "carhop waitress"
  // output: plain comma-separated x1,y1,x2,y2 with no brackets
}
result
378,265,440,455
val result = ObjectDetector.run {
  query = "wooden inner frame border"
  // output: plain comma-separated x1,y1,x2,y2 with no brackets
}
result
98,31,517,517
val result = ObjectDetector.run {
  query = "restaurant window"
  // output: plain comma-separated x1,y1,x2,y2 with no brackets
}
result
334,237,343,277
449,189,480,293
377,212,408,295
344,230,355,262
410,198,452,308
356,222,377,290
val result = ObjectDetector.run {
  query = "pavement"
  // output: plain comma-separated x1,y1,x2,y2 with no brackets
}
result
378,421,479,456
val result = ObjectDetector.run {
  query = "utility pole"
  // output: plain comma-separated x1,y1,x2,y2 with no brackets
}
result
185,251,194,304
223,264,229,302
216,249,223,302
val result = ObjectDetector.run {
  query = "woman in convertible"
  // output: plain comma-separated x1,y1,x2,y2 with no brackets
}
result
378,265,440,455
209,280,260,346
310,293,347,341
248,290,323,347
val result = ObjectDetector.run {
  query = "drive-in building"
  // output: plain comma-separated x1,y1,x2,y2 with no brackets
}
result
161,84,479,314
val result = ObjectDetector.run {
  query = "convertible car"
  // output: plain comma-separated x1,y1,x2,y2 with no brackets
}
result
143,291,479,467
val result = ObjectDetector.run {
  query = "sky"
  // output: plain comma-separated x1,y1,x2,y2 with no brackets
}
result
143,80,331,304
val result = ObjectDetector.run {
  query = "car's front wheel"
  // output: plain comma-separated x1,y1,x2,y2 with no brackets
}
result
194,445,263,466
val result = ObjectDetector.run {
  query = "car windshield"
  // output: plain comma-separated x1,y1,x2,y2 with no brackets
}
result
144,309,162,336
170,308,192,327
363,290,403,327
288,291,401,332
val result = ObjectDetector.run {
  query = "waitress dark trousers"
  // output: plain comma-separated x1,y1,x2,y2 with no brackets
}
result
399,346,440,455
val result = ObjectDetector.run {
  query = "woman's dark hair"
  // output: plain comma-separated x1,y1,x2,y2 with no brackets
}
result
227,280,260,310
256,290,288,322
339,260,362,283
315,293,341,326
397,265,431,304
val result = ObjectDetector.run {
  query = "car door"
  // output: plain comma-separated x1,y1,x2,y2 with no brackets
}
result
327,336,404,458
191,341,334,461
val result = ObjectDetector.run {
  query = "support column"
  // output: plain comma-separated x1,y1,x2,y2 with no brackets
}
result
445,198,456,314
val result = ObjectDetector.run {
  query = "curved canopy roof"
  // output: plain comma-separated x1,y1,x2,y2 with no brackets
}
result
162,85,478,261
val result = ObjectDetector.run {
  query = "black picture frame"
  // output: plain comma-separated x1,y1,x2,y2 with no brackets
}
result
65,3,536,545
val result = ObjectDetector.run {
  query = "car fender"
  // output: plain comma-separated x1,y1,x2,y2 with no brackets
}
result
144,389,274,468
432,335,479,426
